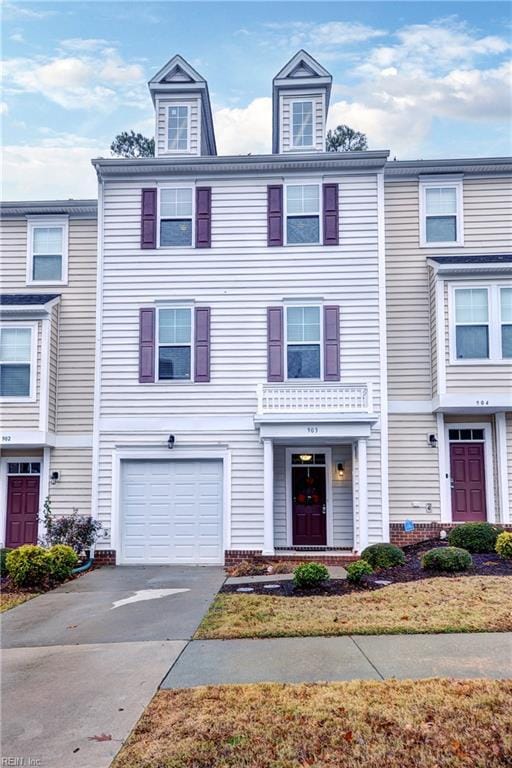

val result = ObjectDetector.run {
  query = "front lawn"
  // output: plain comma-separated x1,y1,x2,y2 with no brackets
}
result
112,678,512,768
196,576,512,638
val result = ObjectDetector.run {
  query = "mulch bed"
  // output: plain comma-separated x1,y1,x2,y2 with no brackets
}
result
220,539,512,597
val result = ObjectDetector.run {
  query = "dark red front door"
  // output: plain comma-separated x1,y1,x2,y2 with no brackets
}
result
450,443,486,522
6,475,40,548
292,466,326,545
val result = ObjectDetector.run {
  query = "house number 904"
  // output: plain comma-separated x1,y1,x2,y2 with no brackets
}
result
307,427,319,433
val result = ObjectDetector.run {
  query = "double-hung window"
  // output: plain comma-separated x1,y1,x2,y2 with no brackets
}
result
420,181,463,246
500,287,512,358
286,306,321,379
27,218,68,284
0,325,34,398
157,307,192,380
286,184,320,245
454,288,489,360
159,188,193,247
167,104,189,151
291,100,314,148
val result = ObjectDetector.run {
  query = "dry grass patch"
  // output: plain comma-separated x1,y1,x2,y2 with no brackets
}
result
0,591,37,613
112,678,512,768
197,576,512,639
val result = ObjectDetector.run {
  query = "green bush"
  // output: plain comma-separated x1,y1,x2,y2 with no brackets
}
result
360,543,405,569
6,545,52,588
346,559,373,583
48,544,79,582
1,548,12,578
447,523,502,553
421,546,472,573
293,562,329,589
495,531,512,559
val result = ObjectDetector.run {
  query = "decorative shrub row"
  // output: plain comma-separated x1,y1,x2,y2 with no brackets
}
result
361,543,405,569
1,547,12,578
346,560,373,583
421,546,473,573
496,531,512,559
447,522,503,553
293,562,329,588
6,544,79,589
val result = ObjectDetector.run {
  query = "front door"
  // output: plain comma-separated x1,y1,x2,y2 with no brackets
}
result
450,443,487,522
292,458,327,546
6,475,40,548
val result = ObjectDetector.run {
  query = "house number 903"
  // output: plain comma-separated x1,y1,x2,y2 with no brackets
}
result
307,427,319,433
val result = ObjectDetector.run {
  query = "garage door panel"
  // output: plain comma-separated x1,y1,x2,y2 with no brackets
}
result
121,459,223,564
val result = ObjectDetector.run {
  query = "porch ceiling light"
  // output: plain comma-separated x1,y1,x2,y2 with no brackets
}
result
299,454,313,462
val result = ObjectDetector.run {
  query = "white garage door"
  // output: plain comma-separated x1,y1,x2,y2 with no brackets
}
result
121,459,223,564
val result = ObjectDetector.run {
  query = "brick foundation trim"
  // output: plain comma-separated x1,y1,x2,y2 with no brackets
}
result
390,522,512,548
225,550,358,567
94,549,116,566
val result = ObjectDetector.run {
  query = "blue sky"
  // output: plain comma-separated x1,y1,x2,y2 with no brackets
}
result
2,0,511,199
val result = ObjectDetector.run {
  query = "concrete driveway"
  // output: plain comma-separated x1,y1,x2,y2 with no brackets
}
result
1,565,225,768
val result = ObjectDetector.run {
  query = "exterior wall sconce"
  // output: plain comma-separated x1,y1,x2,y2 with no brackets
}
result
428,434,438,448
299,454,313,462
167,434,175,449
50,470,60,484
337,463,344,478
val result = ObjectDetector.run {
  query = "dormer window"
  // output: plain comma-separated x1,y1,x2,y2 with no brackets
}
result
292,100,314,148
167,104,189,152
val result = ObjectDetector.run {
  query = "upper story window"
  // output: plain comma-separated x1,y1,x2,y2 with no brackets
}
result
0,325,35,399
27,218,68,284
158,307,192,380
285,184,320,245
286,306,321,379
291,100,314,148
159,187,193,247
167,104,189,151
420,180,463,247
501,287,512,358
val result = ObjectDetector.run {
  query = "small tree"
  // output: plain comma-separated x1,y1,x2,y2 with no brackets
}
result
326,125,368,152
110,131,155,158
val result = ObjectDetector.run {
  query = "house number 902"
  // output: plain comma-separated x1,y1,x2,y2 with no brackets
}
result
307,427,319,433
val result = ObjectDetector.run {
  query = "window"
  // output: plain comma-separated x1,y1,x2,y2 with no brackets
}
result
159,188,193,246
500,287,512,358
27,218,68,284
454,288,489,359
167,105,189,151
420,181,463,246
286,184,320,245
0,326,34,398
157,307,192,380
7,462,41,474
292,101,314,148
449,429,484,441
286,306,321,379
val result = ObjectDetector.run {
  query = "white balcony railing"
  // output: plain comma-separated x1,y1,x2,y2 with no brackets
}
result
256,383,373,415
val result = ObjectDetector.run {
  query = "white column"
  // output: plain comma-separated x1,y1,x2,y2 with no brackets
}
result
357,438,368,552
262,438,275,555
39,446,51,543
496,412,510,524
437,412,450,522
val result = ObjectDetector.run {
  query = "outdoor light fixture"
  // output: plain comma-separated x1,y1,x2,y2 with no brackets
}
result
167,434,175,449
337,463,344,477
428,434,438,448
299,454,313,462
50,470,60,484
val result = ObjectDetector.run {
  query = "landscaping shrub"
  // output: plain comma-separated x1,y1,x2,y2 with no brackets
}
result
1,548,12,578
447,522,502,553
6,545,52,589
227,560,268,577
421,546,472,573
360,543,405,569
293,562,329,588
346,559,373,583
43,498,102,554
48,544,79,582
495,531,512,559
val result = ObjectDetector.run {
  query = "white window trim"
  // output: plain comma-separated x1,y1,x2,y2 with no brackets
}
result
285,304,323,382
155,305,194,383
0,321,38,402
449,283,512,364
285,446,333,547
157,184,195,249
443,421,495,523
165,103,191,154
419,179,464,248
290,98,315,150
26,216,68,286
499,286,512,359
284,181,322,247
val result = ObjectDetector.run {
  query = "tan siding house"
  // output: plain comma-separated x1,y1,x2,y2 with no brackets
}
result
0,200,97,548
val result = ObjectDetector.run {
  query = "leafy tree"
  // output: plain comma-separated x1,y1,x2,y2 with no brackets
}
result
110,130,155,158
326,125,368,152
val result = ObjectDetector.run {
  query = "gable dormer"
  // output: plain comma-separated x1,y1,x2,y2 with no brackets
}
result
148,54,217,157
272,50,332,154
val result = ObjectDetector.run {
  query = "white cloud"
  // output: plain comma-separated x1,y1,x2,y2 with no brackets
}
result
0,101,8,114
265,20,386,51
60,38,113,52
2,1,57,20
9,31,25,43
214,97,272,155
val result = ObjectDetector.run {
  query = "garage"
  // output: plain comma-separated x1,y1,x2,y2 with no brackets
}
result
120,459,224,564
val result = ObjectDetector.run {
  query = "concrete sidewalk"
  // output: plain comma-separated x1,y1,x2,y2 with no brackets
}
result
161,632,512,688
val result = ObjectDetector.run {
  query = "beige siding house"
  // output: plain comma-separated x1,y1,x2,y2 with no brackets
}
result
385,159,512,542
0,200,97,548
